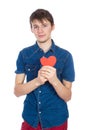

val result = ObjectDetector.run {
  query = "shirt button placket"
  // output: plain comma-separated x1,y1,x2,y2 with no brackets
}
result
38,90,42,115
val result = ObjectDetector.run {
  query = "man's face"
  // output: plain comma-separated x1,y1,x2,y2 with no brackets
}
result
31,19,54,43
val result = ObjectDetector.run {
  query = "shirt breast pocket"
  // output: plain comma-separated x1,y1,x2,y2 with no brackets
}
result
25,64,38,79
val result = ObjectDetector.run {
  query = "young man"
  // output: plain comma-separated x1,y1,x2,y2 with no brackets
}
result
14,9,75,130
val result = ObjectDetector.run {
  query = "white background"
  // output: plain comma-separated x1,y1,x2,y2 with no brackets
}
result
0,0,87,130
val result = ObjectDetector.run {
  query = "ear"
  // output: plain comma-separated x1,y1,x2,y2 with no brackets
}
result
52,24,55,31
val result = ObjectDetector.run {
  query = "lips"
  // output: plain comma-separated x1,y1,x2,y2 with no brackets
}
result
38,34,45,38
40,56,57,66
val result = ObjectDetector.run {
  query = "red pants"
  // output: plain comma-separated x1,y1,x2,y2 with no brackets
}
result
21,121,67,130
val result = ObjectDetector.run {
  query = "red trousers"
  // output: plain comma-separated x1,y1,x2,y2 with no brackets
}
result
21,121,67,130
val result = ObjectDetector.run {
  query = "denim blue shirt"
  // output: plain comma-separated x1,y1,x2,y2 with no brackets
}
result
15,40,75,129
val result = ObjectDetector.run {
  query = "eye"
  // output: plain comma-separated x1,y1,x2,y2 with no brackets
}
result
42,24,48,27
33,26,38,29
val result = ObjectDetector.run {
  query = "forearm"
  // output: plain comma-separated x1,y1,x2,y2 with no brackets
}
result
14,78,40,97
39,66,72,101
52,78,72,102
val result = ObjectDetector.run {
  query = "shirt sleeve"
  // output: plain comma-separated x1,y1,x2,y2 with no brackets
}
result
62,52,75,82
15,51,25,74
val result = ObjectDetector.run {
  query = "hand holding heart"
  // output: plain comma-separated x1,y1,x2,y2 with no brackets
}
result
37,56,58,85
39,66,58,84
37,69,48,85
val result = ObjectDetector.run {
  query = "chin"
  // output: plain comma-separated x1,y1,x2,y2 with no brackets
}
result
38,40,46,43
37,38,50,43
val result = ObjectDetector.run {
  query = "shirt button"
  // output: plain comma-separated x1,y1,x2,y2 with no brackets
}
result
39,102,41,104
39,111,41,114
28,68,30,71
39,91,41,93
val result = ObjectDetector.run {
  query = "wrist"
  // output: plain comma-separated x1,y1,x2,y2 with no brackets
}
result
51,78,59,88
50,77,58,85
35,78,42,87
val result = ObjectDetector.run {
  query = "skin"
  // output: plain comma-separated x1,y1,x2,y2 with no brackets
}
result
14,19,72,102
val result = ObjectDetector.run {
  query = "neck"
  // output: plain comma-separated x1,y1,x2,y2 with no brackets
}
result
37,39,52,53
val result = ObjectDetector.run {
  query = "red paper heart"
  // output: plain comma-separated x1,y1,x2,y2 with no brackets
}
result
40,56,56,66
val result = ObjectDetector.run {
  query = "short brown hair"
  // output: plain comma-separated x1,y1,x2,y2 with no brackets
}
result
30,9,54,27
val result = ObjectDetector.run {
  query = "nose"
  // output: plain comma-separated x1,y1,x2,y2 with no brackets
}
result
37,26,44,33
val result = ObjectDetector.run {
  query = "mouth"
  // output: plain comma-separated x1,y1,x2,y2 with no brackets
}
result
38,34,45,38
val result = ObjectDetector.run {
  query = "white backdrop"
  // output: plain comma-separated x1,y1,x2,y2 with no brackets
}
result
0,0,87,130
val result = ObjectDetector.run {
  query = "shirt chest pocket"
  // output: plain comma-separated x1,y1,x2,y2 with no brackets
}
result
25,64,38,79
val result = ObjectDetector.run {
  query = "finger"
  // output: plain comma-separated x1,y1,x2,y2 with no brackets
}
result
40,70,51,76
41,66,53,72
42,66,54,70
40,71,50,79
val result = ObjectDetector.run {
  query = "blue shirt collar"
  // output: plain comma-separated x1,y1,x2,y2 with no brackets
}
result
34,39,56,53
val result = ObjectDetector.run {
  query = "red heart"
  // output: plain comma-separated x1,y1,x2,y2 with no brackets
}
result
40,56,56,66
